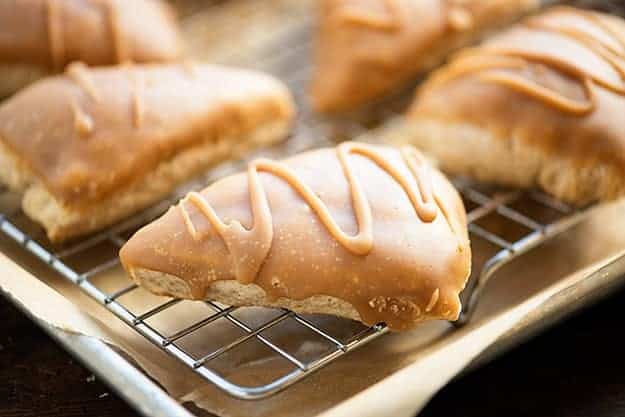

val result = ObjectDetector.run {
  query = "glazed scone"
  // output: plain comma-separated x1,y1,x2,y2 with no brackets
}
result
311,0,539,113
120,142,471,331
405,7,625,205
0,0,181,97
0,62,295,242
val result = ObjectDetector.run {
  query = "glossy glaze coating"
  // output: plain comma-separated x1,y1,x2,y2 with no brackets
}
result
0,0,180,69
121,143,471,330
311,0,538,112
411,7,625,169
0,63,293,210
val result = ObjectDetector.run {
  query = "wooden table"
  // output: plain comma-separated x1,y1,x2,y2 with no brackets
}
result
2,288,625,417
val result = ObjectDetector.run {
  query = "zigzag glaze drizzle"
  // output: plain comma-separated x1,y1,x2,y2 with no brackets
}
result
337,0,473,32
178,142,440,284
429,7,625,115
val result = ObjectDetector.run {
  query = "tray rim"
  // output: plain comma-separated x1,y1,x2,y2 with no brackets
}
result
0,268,194,417
2,248,625,417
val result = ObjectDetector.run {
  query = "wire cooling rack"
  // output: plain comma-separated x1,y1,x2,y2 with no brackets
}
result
0,0,598,401
0,179,587,399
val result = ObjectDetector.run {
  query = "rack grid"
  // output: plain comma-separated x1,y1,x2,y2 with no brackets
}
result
0,0,598,400
0,177,587,399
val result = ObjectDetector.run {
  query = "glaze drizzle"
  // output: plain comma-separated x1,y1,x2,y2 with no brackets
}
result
179,142,439,284
66,62,147,134
71,101,94,137
337,0,401,31
67,62,100,101
127,64,145,128
46,0,64,70
337,0,474,32
429,7,625,115
107,0,126,63
46,0,127,69
445,0,474,31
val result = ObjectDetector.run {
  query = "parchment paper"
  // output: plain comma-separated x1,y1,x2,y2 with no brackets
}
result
2,1,625,417
2,199,625,417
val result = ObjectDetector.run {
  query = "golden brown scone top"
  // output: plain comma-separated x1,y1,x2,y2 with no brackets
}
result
311,0,538,113
0,0,181,70
120,142,471,331
410,7,625,170
0,62,294,209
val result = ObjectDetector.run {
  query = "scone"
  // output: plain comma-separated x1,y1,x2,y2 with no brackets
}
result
0,62,295,242
120,142,471,331
0,0,180,97
311,0,539,113
405,6,625,205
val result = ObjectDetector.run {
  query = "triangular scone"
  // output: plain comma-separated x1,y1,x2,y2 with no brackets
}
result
406,7,625,205
310,0,538,113
0,62,294,242
0,0,181,97
120,142,471,331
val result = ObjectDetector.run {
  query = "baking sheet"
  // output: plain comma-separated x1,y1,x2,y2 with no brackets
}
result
3,200,625,417
2,1,625,416
2,282,194,417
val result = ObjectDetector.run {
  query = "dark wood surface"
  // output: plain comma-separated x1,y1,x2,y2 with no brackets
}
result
2,288,625,417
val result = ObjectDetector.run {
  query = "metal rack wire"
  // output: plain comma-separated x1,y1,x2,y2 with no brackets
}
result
0,0,596,401
0,179,587,399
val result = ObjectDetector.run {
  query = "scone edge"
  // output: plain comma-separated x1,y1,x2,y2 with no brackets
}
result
127,266,362,322
401,118,625,205
0,119,292,242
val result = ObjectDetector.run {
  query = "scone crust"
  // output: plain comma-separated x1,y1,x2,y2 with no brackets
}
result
0,63,295,241
0,0,180,69
408,7,625,203
400,120,625,204
0,120,291,242
311,0,538,112
121,144,471,331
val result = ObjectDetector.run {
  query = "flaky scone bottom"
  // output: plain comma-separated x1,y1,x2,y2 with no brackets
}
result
127,266,460,325
0,120,290,242
400,119,625,205
128,267,364,322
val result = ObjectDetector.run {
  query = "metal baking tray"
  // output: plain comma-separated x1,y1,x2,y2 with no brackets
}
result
2,0,625,416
